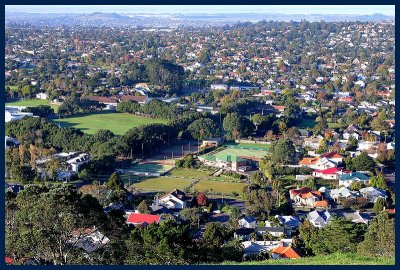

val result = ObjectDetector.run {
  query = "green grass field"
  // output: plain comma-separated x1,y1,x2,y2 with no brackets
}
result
193,180,247,195
221,253,394,265
54,111,169,135
201,146,268,161
225,142,270,150
169,168,213,179
6,99,60,112
297,118,317,129
131,177,194,192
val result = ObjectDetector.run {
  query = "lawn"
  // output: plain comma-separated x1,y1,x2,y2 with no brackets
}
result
6,99,60,112
130,177,194,192
222,253,394,265
297,118,317,129
53,111,169,135
169,168,213,179
193,180,247,196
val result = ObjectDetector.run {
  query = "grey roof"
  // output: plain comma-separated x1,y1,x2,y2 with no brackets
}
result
256,226,286,233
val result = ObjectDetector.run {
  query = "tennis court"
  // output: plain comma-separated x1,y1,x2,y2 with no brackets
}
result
201,143,269,161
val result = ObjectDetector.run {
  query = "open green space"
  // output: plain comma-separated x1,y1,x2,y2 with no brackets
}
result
297,118,317,129
169,168,213,179
6,99,60,112
200,146,268,161
225,142,270,150
124,163,174,174
53,111,169,135
193,180,247,195
130,177,194,192
222,253,394,265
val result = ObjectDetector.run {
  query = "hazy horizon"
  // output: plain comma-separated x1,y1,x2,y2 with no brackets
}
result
5,5,395,16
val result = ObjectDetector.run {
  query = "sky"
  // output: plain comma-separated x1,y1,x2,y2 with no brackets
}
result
5,5,395,15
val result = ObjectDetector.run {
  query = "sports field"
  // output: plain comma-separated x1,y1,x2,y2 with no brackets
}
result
131,177,194,192
193,180,247,195
6,99,60,112
201,145,268,161
54,111,168,135
124,162,174,175
225,142,270,150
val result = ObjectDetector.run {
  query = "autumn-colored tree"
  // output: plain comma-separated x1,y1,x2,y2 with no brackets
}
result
197,192,208,206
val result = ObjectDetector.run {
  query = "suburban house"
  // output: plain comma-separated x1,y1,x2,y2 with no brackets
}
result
155,189,191,210
67,227,109,253
271,246,301,259
307,210,333,228
238,216,256,229
234,228,255,240
256,226,292,238
289,187,327,207
359,187,387,203
275,215,301,230
303,136,324,149
126,213,162,226
312,167,347,180
242,240,292,258
327,187,359,201
36,92,48,100
299,156,338,170
338,172,370,187
343,211,371,224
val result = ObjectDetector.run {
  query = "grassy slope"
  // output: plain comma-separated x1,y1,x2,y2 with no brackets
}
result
193,180,247,195
222,253,394,265
53,111,168,135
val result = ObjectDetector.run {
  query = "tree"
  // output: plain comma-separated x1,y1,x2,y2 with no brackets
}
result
303,177,317,190
180,207,203,228
106,172,124,191
357,212,394,258
93,129,115,143
5,184,112,265
369,173,388,190
373,198,386,214
136,200,151,214
22,105,54,118
349,152,375,171
221,239,244,262
187,118,221,140
310,217,367,255
298,219,318,256
197,192,208,206
245,188,274,220
266,138,297,164
223,113,253,140
125,221,196,264
250,172,265,185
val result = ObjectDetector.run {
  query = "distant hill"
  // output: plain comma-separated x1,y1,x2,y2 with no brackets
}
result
5,12,394,27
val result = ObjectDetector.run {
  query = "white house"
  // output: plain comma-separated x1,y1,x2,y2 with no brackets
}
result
238,216,256,229
66,153,90,173
327,187,359,201
36,92,48,100
156,189,189,210
5,107,33,123
307,210,333,228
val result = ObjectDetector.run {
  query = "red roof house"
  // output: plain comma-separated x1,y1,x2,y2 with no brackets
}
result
272,246,301,259
126,213,161,226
